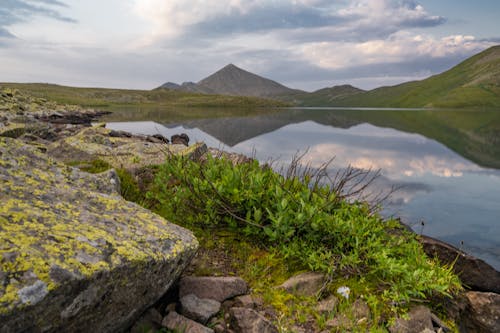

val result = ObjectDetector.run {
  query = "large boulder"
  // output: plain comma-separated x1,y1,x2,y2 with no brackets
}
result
419,235,500,293
0,137,198,332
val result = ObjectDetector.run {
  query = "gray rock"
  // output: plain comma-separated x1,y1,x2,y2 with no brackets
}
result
171,133,190,146
279,272,325,297
420,235,500,293
461,291,500,333
180,293,221,324
316,295,339,314
233,295,261,309
389,305,434,333
179,276,248,302
229,307,278,333
162,311,214,333
0,137,198,333
325,299,370,330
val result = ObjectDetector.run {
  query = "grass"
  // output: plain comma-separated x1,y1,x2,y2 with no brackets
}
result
284,45,500,108
0,83,289,108
146,153,461,331
70,153,463,331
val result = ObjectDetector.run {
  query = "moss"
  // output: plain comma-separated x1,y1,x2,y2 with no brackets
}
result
0,137,198,313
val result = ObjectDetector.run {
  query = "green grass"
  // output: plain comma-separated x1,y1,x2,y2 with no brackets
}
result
286,45,500,108
0,83,289,108
147,154,461,329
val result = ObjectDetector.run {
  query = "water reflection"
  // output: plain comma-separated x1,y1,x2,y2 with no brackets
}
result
106,113,500,270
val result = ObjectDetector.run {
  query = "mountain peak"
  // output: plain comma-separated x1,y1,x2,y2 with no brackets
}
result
197,64,300,97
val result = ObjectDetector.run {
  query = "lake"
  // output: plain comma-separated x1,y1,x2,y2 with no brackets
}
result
102,107,500,270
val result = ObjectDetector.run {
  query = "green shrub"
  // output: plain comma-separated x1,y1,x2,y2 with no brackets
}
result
149,154,461,308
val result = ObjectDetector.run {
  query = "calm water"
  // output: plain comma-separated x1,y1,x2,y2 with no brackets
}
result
103,107,500,269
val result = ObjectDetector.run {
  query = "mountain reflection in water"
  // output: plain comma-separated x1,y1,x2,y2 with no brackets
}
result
105,108,500,270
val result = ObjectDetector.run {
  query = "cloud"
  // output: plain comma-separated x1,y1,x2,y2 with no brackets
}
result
0,0,75,38
133,0,445,44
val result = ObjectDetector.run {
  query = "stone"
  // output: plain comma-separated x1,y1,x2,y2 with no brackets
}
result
419,235,500,293
233,295,260,309
229,307,278,333
180,293,221,324
171,133,190,146
351,299,370,321
326,315,351,330
279,272,325,297
325,299,370,330
389,305,434,333
162,311,214,333
461,291,500,333
316,295,339,314
0,137,198,332
151,134,169,144
47,126,207,170
179,276,248,303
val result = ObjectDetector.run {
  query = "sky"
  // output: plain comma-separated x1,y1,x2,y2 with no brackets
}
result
0,0,499,91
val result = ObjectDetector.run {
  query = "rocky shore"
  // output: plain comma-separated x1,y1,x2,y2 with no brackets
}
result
1,86,499,332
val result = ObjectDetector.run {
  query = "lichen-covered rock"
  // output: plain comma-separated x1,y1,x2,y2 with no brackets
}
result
47,126,207,169
0,137,198,332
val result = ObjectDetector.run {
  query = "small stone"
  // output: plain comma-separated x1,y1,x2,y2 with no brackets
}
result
316,295,339,314
162,311,214,333
180,293,221,324
233,295,258,309
352,299,370,320
326,314,351,330
179,276,248,302
279,272,325,297
171,133,190,146
389,305,433,333
229,307,278,333
213,323,226,333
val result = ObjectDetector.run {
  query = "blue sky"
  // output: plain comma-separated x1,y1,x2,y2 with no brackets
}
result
0,0,498,91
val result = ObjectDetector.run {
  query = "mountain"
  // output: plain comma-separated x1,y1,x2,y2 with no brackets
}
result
279,84,365,106
197,64,302,97
158,81,215,94
158,63,302,97
317,45,500,108
157,46,500,108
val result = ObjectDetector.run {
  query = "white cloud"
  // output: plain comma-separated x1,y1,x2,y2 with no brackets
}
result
296,31,494,70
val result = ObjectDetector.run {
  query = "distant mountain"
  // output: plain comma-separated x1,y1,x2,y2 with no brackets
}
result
320,45,500,108
157,46,500,108
158,81,215,94
279,84,365,106
158,63,302,97
197,64,302,97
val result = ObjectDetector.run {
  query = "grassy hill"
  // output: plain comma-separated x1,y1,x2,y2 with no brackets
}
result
0,83,288,108
296,45,500,108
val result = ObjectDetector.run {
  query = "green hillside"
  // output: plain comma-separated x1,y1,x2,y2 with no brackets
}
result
299,45,500,108
0,83,288,108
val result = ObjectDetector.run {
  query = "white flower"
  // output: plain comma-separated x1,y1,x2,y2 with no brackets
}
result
337,286,350,299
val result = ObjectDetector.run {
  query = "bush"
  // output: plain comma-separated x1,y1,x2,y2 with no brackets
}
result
149,154,460,307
